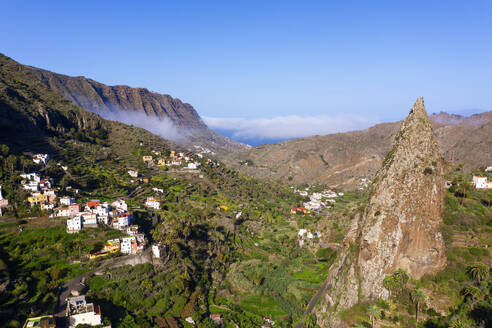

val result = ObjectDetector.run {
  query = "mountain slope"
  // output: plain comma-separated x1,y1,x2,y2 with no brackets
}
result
25,65,245,155
0,53,176,167
25,66,206,128
223,112,492,188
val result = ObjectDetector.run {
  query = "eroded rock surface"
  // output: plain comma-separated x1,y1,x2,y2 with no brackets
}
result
315,98,447,327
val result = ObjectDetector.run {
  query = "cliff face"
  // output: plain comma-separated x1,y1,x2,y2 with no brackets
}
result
25,66,206,129
315,98,447,327
24,65,246,154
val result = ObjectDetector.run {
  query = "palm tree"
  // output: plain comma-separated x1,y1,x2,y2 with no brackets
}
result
383,275,397,299
367,304,380,328
449,319,471,328
393,269,409,292
467,263,490,283
410,288,427,326
461,285,481,309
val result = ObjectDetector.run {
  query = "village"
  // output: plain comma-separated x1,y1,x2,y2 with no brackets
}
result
7,151,492,328
289,187,346,248
4,149,230,328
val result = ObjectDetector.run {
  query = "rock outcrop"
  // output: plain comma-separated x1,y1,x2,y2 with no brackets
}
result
315,98,447,327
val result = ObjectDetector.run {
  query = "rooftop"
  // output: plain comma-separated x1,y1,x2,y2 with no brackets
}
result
66,295,97,315
23,315,56,328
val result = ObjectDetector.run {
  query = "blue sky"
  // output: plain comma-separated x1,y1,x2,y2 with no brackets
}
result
2,1,492,143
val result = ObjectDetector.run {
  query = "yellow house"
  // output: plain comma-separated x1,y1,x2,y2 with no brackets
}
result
170,151,175,157
219,205,229,211
28,193,47,205
104,239,121,253
142,155,153,162
89,251,110,260
158,158,166,166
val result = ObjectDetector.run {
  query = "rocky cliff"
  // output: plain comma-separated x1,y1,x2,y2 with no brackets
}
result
26,66,206,128
25,65,245,155
315,98,447,327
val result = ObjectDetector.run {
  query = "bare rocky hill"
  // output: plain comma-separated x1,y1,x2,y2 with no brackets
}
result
315,98,447,327
223,110,492,188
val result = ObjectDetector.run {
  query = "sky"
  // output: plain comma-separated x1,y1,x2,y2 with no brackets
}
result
2,1,492,144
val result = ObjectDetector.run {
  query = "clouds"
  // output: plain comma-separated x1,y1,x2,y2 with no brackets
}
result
203,114,378,144
96,109,188,143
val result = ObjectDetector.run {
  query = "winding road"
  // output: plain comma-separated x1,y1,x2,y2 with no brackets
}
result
294,281,328,328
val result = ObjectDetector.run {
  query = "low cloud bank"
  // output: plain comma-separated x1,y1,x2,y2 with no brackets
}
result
96,109,188,143
203,114,378,144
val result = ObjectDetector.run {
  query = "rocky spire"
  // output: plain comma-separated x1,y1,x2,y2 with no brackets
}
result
315,98,447,327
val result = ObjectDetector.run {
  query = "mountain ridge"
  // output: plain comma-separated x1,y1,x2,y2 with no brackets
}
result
223,111,492,187
24,64,245,155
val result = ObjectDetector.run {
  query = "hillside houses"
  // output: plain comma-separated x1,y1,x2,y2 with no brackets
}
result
472,175,492,189
20,171,60,209
22,315,56,328
142,155,153,162
111,199,127,211
0,186,8,215
128,170,138,178
63,199,133,233
152,242,166,258
145,197,160,210
292,188,342,213
60,196,76,206
90,233,146,259
32,153,49,165
66,295,102,328
113,212,134,230
298,228,322,248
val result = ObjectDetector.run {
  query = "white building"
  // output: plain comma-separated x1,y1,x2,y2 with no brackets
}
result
126,225,139,236
473,176,488,189
81,213,97,228
93,203,110,217
128,170,138,178
97,214,110,225
41,203,55,211
60,196,76,206
66,295,102,328
111,199,127,212
20,173,41,183
485,166,492,172
145,197,160,210
23,181,39,192
67,216,82,232
113,212,133,230
121,237,137,254
187,162,198,170
33,154,49,165
152,243,165,258
56,207,71,217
